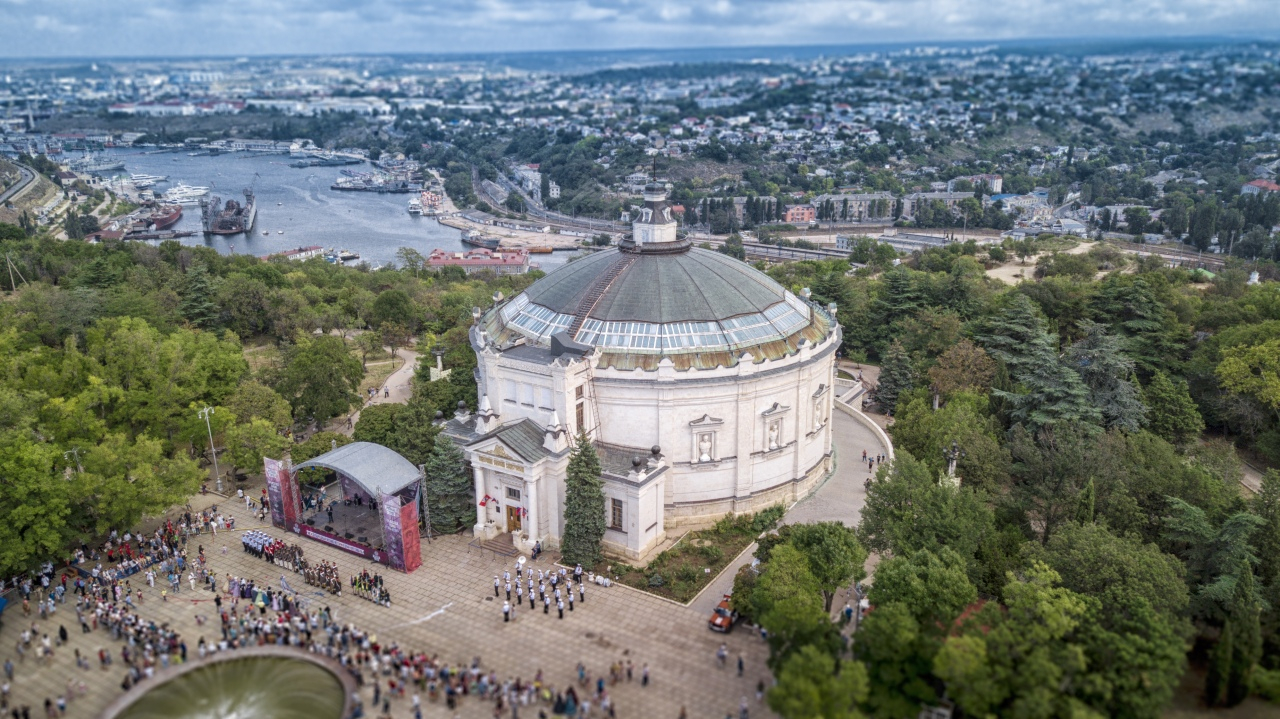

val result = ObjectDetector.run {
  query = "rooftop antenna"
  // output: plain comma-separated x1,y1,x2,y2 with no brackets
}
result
651,156,657,184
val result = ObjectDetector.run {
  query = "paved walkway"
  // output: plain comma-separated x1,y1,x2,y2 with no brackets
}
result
688,409,890,618
340,348,419,434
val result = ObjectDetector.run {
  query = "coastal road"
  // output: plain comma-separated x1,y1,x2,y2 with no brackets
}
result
0,161,35,206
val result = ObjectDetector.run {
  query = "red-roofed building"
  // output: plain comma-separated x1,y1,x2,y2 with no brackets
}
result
1242,179,1280,195
427,248,531,275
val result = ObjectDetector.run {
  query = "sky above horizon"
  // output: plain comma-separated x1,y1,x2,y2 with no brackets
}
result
0,0,1276,59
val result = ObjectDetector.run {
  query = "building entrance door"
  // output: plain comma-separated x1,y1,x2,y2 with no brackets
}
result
506,505,523,532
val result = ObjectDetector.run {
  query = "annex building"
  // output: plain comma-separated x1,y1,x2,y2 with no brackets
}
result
442,182,840,561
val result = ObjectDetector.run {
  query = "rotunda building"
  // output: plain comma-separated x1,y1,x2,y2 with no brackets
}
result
443,182,840,560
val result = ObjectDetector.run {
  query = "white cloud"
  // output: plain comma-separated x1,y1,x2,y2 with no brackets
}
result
0,0,1276,58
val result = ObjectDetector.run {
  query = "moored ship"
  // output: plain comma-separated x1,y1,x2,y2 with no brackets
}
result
461,229,501,250
200,189,258,235
145,204,183,230
69,153,127,173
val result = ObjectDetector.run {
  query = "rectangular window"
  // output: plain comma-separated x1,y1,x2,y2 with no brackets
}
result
610,498,624,529
504,380,518,404
575,385,584,400
520,384,535,406
505,487,521,500
576,403,585,432
538,387,554,410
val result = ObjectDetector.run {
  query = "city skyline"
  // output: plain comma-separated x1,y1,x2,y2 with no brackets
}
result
0,0,1277,60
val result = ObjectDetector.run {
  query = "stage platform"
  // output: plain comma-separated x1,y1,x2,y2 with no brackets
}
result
307,498,382,547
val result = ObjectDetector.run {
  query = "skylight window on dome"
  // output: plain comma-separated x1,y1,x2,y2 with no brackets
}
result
764,301,810,336
505,299,572,342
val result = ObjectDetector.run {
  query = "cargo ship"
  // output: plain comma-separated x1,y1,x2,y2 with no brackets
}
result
145,204,183,230
461,229,501,250
200,189,258,235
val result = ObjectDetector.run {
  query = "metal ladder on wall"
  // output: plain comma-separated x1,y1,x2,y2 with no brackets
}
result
566,254,636,338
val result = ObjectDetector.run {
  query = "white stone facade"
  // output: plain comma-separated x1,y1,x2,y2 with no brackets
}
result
460,318,838,562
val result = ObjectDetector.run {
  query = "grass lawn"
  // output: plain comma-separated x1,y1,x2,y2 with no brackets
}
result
600,505,784,604
358,356,403,396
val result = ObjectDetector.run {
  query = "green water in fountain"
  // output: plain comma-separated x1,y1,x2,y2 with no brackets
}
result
115,655,345,719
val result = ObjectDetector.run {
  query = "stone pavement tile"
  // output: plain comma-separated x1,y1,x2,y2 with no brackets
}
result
1,492,778,719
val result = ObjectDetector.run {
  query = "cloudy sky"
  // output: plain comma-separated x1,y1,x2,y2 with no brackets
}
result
0,0,1276,59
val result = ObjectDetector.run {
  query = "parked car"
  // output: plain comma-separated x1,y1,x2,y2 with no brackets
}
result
708,593,739,633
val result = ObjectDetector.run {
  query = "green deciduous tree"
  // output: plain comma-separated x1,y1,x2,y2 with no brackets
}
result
858,450,996,585
787,522,868,612
270,335,363,424
423,432,472,532
1217,338,1280,423
934,563,1096,719
226,380,293,431
753,543,840,671
0,431,71,575
560,431,605,567
353,403,401,446
768,645,868,719
225,418,289,481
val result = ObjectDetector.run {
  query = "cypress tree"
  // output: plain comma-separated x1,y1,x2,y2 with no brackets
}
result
1226,560,1262,706
561,431,606,566
876,340,914,416
179,262,219,329
422,432,473,533
1074,477,1095,525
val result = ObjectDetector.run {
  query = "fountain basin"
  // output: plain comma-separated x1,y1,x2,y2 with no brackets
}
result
98,646,358,719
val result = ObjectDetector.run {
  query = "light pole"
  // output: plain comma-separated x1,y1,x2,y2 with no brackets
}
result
198,406,222,493
63,448,82,474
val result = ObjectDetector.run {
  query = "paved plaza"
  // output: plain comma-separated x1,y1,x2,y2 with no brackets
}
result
0,411,888,719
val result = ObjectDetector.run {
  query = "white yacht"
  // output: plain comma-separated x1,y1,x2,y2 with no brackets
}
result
163,183,210,204
407,197,423,215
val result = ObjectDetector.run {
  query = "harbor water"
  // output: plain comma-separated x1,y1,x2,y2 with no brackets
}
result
105,148,575,270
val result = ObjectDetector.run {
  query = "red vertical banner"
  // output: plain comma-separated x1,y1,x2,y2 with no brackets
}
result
380,492,406,571
263,458,285,528
400,495,421,573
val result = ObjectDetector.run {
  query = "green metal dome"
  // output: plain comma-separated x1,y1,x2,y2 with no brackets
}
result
484,247,835,370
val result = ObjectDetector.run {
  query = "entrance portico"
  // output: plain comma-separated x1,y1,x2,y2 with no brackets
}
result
467,418,570,553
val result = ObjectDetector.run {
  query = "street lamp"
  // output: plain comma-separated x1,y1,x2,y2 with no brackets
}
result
943,440,966,484
198,406,222,493
63,448,83,475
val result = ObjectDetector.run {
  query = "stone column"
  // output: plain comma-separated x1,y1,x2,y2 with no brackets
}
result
525,476,539,546
472,465,492,539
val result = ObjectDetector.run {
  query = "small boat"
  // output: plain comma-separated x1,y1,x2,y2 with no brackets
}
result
262,231,269,236
277,202,282,206
277,230,284,234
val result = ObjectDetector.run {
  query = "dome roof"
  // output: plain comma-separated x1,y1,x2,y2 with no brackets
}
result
483,247,835,370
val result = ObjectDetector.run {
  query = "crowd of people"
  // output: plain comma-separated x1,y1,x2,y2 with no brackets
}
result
0,495,691,719
302,560,343,596
497,562,593,623
350,570,390,607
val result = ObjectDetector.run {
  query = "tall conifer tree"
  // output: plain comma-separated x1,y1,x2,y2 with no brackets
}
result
561,431,606,566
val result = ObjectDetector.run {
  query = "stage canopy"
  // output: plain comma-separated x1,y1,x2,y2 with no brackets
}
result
293,441,421,497
284,441,423,573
